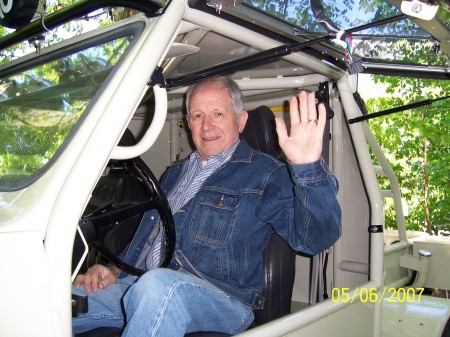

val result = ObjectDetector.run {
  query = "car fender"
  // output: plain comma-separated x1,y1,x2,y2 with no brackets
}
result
382,294,450,337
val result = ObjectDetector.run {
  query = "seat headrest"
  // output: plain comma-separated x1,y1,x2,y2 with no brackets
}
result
241,105,281,157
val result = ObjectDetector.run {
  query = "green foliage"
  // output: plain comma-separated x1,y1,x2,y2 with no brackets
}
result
0,34,130,182
0,124,71,179
0,0,120,62
366,76,449,233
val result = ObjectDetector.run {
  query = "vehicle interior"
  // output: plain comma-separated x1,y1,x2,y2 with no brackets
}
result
0,0,449,336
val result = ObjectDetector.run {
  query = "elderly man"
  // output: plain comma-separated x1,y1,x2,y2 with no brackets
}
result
73,76,341,336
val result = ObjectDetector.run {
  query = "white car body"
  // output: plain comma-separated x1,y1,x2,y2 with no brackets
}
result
0,0,449,336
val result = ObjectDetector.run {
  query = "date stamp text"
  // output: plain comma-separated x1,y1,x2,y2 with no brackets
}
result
331,287,424,303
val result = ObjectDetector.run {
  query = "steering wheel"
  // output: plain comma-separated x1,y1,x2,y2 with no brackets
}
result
77,156,175,276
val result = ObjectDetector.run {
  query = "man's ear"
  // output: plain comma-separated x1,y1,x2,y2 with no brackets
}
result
238,110,248,133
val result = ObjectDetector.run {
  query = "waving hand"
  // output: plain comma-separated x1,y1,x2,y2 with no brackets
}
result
275,91,326,165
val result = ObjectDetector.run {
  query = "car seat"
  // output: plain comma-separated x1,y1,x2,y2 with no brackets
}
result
74,106,296,337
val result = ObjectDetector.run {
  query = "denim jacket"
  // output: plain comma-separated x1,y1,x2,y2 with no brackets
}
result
120,140,341,309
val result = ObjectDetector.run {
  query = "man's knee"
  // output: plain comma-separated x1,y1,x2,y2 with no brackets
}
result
129,268,179,295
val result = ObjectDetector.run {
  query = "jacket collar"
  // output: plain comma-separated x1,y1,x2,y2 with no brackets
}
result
175,137,254,169
228,137,253,163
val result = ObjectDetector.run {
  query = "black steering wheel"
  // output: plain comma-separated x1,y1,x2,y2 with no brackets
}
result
75,155,175,276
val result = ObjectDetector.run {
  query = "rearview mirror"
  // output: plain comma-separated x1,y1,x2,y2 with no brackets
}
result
401,0,439,20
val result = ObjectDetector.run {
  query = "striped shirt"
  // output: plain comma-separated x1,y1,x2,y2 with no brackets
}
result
168,139,239,213
143,140,240,269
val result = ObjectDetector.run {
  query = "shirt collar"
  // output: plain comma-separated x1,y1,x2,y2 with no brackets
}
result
192,139,240,167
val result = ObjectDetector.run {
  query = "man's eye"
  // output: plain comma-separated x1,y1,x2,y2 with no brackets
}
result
215,112,223,118
191,114,202,120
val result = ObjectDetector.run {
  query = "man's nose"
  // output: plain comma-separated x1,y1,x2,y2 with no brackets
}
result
201,115,214,130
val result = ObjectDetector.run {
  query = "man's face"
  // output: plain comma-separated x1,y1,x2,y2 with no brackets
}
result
188,83,248,160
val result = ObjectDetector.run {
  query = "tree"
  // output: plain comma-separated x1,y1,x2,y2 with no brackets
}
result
0,1,135,181
365,75,449,234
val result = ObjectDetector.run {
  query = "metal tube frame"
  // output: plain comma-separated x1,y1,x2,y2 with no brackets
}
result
0,0,163,51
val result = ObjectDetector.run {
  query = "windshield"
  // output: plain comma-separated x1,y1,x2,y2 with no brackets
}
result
240,0,449,68
0,35,132,188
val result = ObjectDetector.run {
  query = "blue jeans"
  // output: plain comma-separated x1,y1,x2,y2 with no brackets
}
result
72,268,254,336
72,275,138,333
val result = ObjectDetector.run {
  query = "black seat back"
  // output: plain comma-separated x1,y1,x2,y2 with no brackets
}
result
241,105,281,158
242,106,296,325
254,231,296,323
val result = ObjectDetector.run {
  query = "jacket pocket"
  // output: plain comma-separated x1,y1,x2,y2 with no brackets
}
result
189,190,240,246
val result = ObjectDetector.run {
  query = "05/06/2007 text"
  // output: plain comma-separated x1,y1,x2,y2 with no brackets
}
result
331,287,425,304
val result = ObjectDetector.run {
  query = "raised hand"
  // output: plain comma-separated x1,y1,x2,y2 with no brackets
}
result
275,91,326,165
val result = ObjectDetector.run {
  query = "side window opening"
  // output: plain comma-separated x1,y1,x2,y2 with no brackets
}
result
0,35,133,189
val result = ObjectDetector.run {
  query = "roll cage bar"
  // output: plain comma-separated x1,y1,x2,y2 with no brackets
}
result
1,0,448,83
0,0,163,51
162,13,409,88
349,95,450,124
